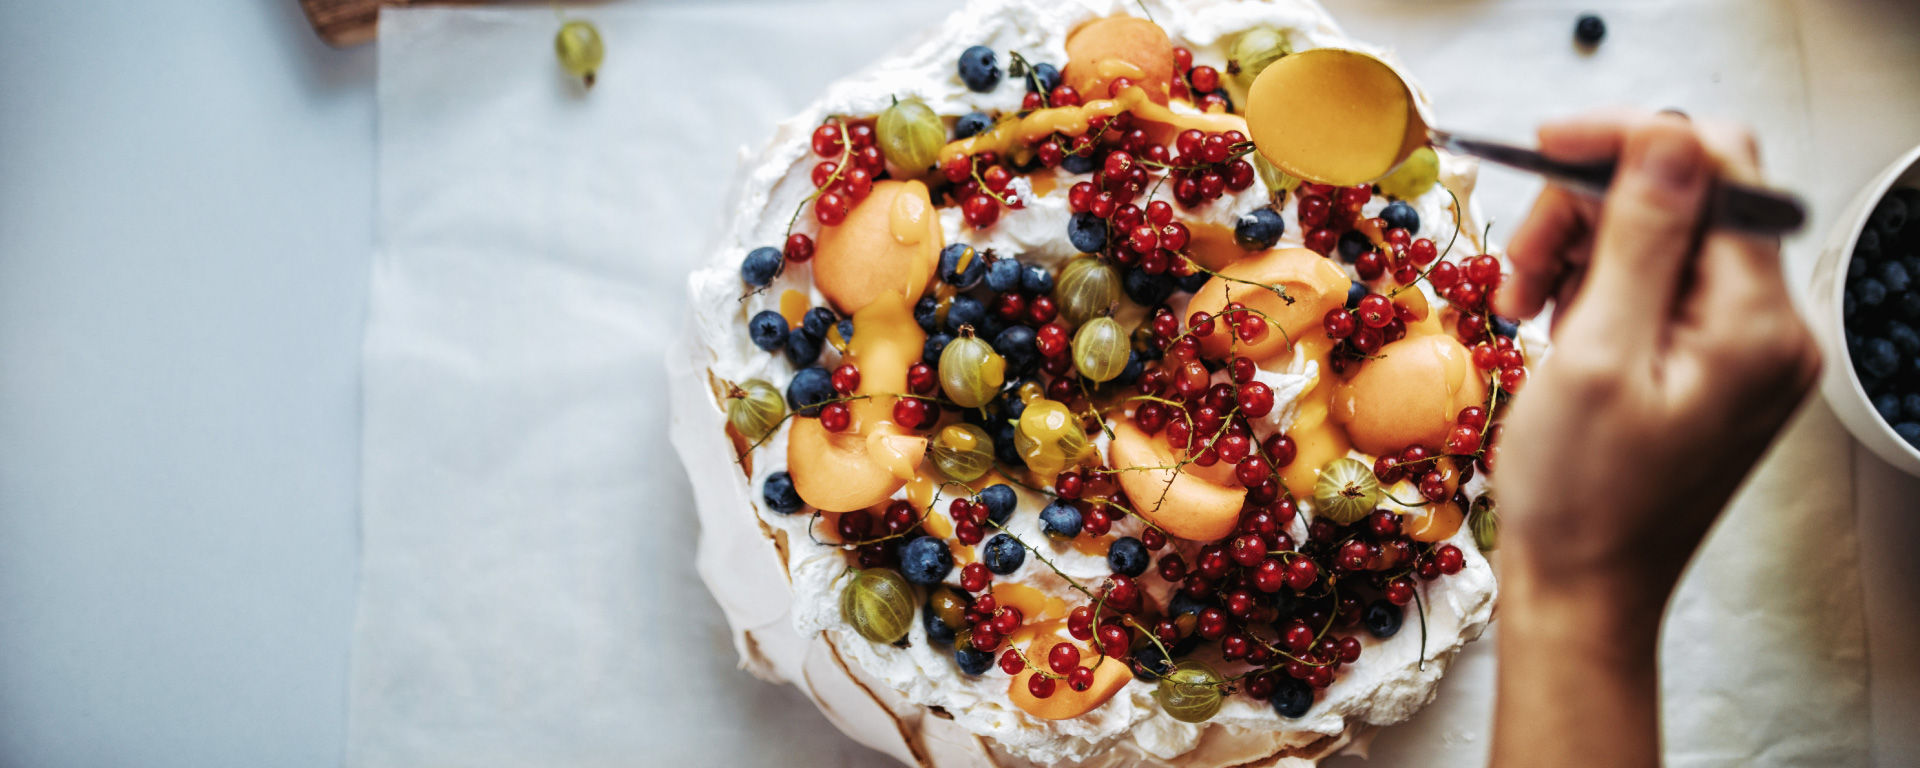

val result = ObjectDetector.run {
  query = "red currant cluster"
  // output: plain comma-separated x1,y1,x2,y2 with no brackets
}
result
1171,46,1231,113
1470,334,1529,395
1321,292,1418,371
838,499,929,569
1132,307,1288,489
989,572,1151,699
1167,128,1257,207
1296,183,1379,257
808,121,886,226
940,150,1025,228
945,497,991,546
818,364,863,433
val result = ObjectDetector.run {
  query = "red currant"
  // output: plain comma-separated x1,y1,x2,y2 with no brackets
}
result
1067,666,1094,692
999,649,1025,675
1189,65,1220,93
1049,85,1081,107
784,233,814,263
1436,544,1465,575
1324,308,1356,339
962,194,999,228
1028,673,1056,699
1446,424,1483,455
1047,642,1080,674
1466,254,1501,287
814,191,849,226
820,401,851,432
811,123,844,157
961,562,991,592
831,364,860,395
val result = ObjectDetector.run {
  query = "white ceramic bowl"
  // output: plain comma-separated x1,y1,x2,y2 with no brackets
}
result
1807,143,1920,476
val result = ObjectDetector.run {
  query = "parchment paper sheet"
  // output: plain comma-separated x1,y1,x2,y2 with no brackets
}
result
351,2,1867,766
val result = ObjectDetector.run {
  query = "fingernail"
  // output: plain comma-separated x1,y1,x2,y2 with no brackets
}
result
1634,129,1703,190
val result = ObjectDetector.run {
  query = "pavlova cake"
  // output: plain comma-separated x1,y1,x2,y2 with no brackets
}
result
672,0,1529,765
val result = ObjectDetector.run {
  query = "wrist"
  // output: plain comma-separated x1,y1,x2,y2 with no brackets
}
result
1499,540,1668,664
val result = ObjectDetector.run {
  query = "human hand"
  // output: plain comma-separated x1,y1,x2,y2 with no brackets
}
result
1486,110,1821,768
1492,109,1821,607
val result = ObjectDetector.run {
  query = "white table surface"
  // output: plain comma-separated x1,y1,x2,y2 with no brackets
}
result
0,1,1915,767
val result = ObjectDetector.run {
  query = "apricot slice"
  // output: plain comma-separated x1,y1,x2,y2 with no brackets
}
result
1331,334,1487,456
813,180,941,315
1110,420,1246,542
1064,16,1175,106
788,417,926,513
1245,48,1423,186
1186,248,1351,363
1009,648,1133,719
1404,496,1464,542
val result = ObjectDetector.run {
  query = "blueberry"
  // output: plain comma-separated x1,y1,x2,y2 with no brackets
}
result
1857,229,1882,261
1061,152,1097,175
1114,350,1146,387
1845,291,1858,320
1891,321,1920,355
901,536,954,585
1068,211,1109,253
924,332,954,365
955,647,994,675
1234,208,1286,251
1177,272,1210,295
1039,500,1083,540
741,246,784,287
954,111,993,140
983,533,1026,575
1026,62,1061,94
1380,200,1420,233
1848,256,1869,281
993,419,1023,466
1897,422,1920,448
801,307,836,340
1346,282,1367,309
1881,260,1913,293
923,603,957,646
915,296,940,333
785,328,822,367
1131,644,1173,681
1875,393,1903,423
986,258,1024,293
946,295,986,334
1873,195,1909,238
993,324,1040,375
1272,677,1315,718
1364,599,1403,638
1492,315,1519,339
1905,393,1920,421
1857,278,1889,308
1021,263,1056,295
958,45,1001,92
749,310,789,352
1898,290,1920,321
762,471,804,514
1107,537,1148,577
1860,338,1901,379
1168,592,1210,618
786,366,835,416
837,318,855,345
978,483,1017,525
1337,231,1373,263
1004,391,1029,418
1573,13,1606,45
939,243,988,289
1123,266,1175,306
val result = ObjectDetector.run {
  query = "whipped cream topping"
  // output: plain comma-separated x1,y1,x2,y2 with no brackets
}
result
686,0,1504,763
